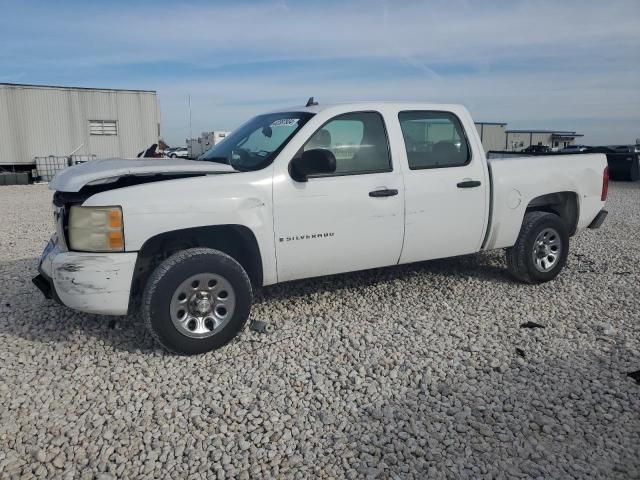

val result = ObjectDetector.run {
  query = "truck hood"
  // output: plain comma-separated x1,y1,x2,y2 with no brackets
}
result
49,158,236,192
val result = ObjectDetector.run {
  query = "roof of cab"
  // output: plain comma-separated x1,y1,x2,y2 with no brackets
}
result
265,101,466,115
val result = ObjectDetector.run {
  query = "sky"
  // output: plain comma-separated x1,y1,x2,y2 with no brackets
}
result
1,0,639,146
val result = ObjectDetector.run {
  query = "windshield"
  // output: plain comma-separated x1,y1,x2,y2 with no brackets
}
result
200,111,314,171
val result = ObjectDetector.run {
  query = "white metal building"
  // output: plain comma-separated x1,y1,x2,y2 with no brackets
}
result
473,122,583,152
474,122,507,152
0,83,160,167
505,129,583,151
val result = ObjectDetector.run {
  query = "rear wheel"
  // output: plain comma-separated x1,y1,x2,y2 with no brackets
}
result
506,211,569,284
142,248,252,354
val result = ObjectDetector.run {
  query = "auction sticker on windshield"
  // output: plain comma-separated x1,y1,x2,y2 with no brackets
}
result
270,119,299,127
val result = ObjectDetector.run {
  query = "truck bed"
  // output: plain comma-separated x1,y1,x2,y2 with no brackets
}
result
484,153,607,250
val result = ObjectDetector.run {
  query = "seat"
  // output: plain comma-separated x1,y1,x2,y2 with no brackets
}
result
306,129,332,150
347,120,389,173
422,141,464,167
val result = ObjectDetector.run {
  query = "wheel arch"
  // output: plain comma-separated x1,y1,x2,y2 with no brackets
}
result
128,224,263,312
525,191,580,236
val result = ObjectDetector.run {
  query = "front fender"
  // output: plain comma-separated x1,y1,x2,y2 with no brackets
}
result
82,168,277,285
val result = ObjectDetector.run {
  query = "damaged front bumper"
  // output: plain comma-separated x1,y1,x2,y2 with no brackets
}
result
32,272,59,302
33,235,137,315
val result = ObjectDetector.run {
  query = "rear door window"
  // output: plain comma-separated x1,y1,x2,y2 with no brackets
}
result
398,111,471,169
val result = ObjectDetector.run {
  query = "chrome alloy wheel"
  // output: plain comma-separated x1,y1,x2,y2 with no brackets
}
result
532,227,562,273
170,273,236,339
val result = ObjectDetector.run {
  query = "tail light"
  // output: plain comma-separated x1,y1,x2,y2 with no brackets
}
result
601,166,609,201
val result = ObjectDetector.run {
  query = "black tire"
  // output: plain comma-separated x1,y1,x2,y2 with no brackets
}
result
142,248,252,355
170,153,177,158
505,211,569,284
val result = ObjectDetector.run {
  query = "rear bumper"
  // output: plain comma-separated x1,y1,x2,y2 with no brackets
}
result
35,236,137,315
588,209,608,229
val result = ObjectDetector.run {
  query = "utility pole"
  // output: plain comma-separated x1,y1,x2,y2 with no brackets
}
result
188,94,192,141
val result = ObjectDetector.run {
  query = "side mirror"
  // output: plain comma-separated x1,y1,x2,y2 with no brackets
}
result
289,148,336,182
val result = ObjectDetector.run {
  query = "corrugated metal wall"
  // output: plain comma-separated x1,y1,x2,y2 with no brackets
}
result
0,84,160,165
506,132,531,150
474,123,506,152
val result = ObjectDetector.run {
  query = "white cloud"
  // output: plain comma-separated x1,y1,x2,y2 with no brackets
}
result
4,0,639,67
1,0,639,145
156,61,640,145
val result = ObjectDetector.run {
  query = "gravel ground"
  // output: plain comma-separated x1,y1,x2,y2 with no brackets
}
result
0,182,639,479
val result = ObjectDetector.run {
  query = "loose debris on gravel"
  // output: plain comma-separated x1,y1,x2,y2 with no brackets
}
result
520,321,546,329
0,182,639,479
249,320,274,335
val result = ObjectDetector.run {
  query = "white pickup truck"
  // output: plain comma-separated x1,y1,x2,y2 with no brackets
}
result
33,101,609,354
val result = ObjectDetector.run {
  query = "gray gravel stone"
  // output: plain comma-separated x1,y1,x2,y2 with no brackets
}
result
33,450,46,463
0,182,639,479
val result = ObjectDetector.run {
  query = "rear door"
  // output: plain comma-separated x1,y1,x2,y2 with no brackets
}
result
397,110,488,263
273,111,404,282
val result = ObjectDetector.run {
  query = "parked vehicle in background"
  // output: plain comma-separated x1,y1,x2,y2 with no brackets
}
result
163,147,178,157
612,144,640,155
560,145,588,153
586,145,640,181
136,144,162,158
522,144,551,153
168,147,189,159
34,101,609,354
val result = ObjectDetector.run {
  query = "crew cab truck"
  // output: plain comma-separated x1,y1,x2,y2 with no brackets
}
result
33,101,609,355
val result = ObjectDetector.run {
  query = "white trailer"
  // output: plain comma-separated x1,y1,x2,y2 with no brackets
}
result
187,131,229,159
0,83,161,169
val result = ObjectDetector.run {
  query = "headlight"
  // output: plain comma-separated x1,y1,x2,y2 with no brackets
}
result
68,206,124,252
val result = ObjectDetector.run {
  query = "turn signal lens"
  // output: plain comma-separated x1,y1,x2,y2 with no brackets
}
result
109,208,122,229
68,206,125,252
108,231,124,250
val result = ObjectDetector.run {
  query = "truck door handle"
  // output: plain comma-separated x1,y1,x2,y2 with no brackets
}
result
457,180,481,188
369,188,398,198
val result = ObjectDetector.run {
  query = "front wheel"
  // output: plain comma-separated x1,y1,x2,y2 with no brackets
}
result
142,248,252,354
505,211,569,284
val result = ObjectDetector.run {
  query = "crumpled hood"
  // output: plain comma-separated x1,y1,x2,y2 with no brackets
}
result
49,158,236,192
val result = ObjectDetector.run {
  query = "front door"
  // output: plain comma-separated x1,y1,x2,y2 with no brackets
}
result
273,111,404,282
